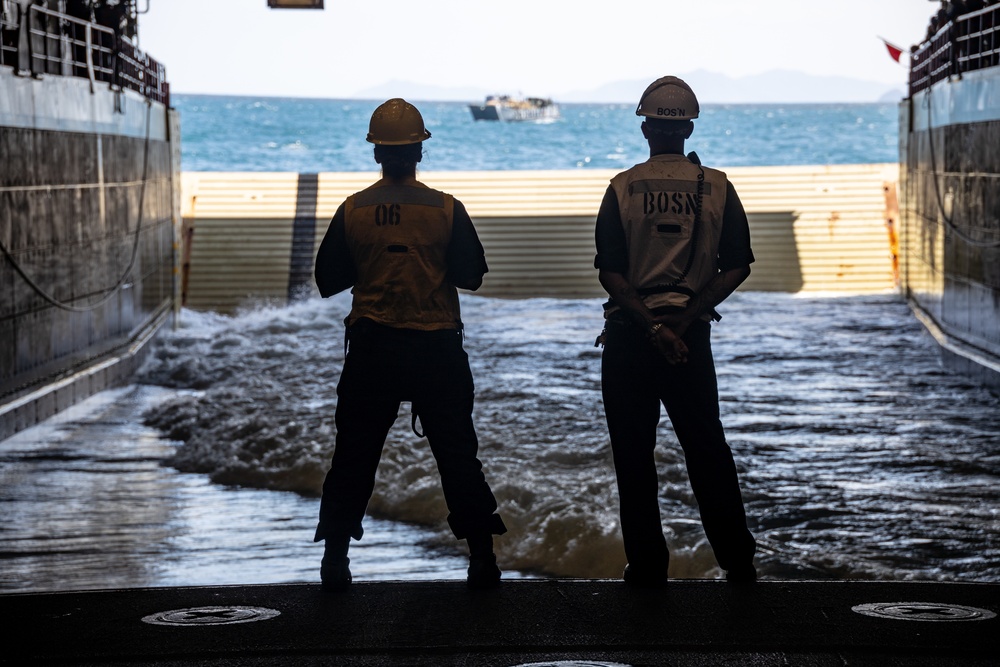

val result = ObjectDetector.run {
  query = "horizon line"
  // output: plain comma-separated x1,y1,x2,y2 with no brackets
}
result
168,91,907,105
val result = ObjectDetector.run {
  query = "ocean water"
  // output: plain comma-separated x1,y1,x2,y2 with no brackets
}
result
174,95,900,172
135,293,1000,583
4,97,998,592
4,293,998,592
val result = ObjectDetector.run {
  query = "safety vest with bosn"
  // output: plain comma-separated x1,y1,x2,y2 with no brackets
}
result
344,183,462,330
610,153,729,311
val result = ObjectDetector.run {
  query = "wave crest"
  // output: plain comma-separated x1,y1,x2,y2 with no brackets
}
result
139,295,718,578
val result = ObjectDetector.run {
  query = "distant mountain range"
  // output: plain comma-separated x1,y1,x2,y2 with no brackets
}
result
354,69,905,105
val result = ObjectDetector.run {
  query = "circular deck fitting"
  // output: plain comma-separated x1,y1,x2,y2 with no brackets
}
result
852,602,996,622
141,605,281,627
510,662,632,667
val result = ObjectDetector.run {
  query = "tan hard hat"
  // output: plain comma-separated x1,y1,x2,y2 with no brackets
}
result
635,76,700,120
366,98,432,145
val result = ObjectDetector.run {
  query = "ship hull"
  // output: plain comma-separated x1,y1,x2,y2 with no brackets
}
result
469,101,560,122
898,67,1000,392
469,103,501,121
0,70,180,438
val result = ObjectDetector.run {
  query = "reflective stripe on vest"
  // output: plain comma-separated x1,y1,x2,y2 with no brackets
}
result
610,153,729,311
344,183,462,330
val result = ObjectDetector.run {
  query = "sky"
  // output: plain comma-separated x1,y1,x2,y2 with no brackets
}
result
137,0,939,102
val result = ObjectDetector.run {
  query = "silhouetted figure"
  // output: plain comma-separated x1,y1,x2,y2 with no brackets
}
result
0,1,19,69
313,98,506,592
594,76,757,587
93,0,133,40
927,16,940,40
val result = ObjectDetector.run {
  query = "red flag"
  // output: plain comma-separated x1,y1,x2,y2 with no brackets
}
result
880,37,905,63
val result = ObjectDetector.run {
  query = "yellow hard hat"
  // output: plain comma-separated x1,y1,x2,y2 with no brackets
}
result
635,76,700,120
366,98,432,145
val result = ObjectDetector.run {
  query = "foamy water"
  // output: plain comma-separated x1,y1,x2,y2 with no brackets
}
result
4,291,998,592
132,291,1000,583
0,385,479,593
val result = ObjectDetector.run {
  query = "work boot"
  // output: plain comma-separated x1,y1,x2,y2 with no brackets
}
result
465,532,501,589
467,553,502,590
725,563,757,584
623,563,668,589
321,536,352,592
321,554,352,592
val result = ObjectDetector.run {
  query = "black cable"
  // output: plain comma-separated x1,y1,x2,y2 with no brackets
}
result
0,99,154,311
924,89,1000,248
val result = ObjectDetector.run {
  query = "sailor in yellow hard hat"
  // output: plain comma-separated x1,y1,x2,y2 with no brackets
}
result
313,98,506,591
594,76,758,586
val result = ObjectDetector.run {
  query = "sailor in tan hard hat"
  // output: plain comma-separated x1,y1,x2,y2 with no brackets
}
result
594,76,758,586
313,98,506,591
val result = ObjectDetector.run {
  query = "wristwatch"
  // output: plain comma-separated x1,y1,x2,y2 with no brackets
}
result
647,322,663,338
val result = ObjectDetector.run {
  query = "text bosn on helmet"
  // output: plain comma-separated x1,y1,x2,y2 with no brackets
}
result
635,76,700,120
366,98,432,145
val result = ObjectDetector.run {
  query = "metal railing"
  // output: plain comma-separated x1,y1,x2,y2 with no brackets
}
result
910,4,1000,95
0,3,168,106
27,4,116,81
0,2,18,67
116,33,168,104
955,4,1000,75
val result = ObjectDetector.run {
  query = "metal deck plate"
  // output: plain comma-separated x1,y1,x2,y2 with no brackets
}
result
852,602,996,622
141,605,281,626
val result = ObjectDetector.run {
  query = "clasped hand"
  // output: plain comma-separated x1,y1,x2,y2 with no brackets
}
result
650,313,692,365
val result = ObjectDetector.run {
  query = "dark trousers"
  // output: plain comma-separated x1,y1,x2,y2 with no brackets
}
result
315,321,505,544
601,318,755,572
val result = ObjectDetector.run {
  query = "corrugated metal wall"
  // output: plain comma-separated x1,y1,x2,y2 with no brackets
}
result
181,164,899,312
